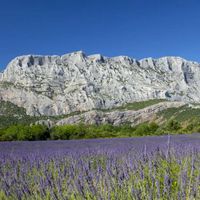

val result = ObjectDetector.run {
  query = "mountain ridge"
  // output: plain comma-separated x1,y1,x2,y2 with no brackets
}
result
0,51,200,116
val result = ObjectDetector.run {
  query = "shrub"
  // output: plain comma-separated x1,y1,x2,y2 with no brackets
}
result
134,124,150,136
148,122,159,134
165,119,181,132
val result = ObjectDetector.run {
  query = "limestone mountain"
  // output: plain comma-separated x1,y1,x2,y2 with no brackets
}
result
0,51,200,116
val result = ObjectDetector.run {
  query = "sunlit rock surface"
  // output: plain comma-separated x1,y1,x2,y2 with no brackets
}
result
0,51,199,116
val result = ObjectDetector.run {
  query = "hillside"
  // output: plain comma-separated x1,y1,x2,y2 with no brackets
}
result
1,98,200,141
0,99,197,128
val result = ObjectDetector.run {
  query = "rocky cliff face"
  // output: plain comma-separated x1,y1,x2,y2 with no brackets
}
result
0,51,200,116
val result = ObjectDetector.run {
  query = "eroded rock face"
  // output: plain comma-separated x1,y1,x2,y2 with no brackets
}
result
56,102,185,126
0,51,199,116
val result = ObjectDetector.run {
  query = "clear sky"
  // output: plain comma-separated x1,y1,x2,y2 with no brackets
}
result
1,0,200,70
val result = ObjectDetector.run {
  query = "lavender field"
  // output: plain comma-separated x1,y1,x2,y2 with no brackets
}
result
0,134,200,200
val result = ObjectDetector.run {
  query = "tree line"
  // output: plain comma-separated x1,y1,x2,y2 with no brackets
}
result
0,118,200,141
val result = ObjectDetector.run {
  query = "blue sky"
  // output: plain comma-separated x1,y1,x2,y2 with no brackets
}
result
0,0,200,70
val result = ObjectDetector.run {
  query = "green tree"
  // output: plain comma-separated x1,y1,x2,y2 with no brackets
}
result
50,124,86,140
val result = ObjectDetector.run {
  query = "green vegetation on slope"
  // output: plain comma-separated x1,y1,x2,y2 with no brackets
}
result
116,98,166,110
0,101,39,129
0,99,166,129
0,100,83,129
98,99,166,112
158,105,200,122
0,100,26,115
1,99,200,141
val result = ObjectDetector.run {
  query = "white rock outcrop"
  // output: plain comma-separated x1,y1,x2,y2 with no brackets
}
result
0,51,199,116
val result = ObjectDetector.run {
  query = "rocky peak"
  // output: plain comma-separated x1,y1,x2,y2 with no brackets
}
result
61,51,87,64
88,54,105,62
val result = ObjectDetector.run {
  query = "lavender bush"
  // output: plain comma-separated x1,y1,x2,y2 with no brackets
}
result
0,134,200,199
